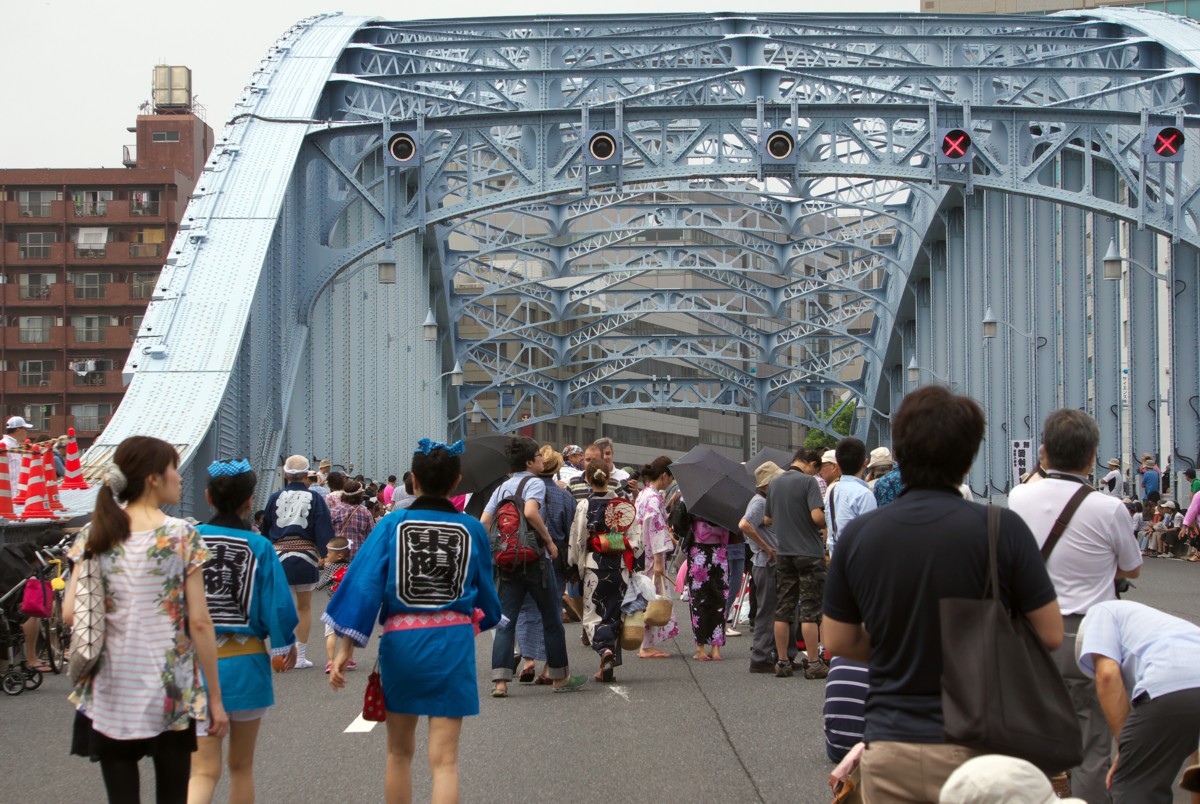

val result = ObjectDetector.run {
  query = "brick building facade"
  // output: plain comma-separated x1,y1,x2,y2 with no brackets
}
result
0,111,212,445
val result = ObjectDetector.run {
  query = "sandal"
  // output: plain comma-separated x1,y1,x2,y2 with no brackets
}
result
27,661,51,672
600,649,616,682
533,674,553,685
638,650,672,659
518,665,536,684
491,683,508,698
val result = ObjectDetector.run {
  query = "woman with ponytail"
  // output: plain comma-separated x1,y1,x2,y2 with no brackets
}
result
635,456,678,658
188,459,299,804
65,436,227,803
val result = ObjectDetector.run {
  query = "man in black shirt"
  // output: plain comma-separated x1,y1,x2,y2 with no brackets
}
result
822,385,1063,802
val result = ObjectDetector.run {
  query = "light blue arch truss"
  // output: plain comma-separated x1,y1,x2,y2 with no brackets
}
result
84,10,1200,511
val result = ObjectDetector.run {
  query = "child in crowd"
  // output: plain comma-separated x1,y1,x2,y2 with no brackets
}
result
318,537,353,674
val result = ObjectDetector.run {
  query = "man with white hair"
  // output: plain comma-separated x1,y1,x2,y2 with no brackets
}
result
261,455,335,668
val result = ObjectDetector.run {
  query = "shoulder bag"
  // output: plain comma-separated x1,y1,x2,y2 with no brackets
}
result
939,504,1082,773
68,551,106,683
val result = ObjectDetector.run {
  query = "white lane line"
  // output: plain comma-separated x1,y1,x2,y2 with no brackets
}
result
344,714,379,733
608,685,630,702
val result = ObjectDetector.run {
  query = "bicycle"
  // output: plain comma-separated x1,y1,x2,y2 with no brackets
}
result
33,536,74,675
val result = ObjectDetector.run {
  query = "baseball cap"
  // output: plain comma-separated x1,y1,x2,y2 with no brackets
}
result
6,416,32,430
820,449,837,465
754,461,784,488
939,754,1086,803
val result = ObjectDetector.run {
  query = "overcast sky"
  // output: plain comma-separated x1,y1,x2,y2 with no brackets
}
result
1,1,917,170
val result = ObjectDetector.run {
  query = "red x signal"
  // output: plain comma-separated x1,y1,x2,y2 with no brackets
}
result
942,130,972,158
1154,127,1183,157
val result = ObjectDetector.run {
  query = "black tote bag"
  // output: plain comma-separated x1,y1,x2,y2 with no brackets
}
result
939,504,1082,773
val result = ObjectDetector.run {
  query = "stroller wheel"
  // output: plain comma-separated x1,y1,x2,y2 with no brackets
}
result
23,667,43,690
2,670,25,695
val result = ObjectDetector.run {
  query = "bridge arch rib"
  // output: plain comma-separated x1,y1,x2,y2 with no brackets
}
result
82,10,1200,511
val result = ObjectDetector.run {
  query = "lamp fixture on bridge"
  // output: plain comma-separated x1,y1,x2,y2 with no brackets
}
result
907,356,920,385
1102,239,1124,280
422,309,438,341
446,361,464,387
982,306,999,338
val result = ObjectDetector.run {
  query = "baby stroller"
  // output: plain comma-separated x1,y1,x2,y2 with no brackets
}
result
0,543,45,695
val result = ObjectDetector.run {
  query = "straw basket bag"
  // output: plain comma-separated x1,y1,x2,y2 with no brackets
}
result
644,576,673,627
620,610,646,650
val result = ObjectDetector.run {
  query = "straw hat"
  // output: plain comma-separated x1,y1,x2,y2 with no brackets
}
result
867,446,894,470
754,461,784,489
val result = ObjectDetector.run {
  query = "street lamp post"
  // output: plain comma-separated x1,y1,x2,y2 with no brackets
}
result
907,356,950,387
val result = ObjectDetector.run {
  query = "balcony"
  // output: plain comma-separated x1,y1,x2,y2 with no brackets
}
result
71,416,111,435
3,283,67,306
65,241,167,265
67,327,133,349
70,370,122,389
4,372,66,394
3,326,67,349
3,242,65,264
128,242,163,259
69,282,136,307
5,200,65,220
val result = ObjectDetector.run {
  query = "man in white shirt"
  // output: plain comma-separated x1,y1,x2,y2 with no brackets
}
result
1077,601,1200,802
2,416,31,486
1101,457,1123,497
594,437,637,494
557,445,584,483
824,438,877,557
1009,408,1143,803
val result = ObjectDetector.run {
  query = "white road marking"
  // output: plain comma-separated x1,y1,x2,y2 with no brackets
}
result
344,714,379,733
608,685,630,702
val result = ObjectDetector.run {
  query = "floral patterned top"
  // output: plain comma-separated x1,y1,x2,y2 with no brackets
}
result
635,486,672,557
68,517,210,740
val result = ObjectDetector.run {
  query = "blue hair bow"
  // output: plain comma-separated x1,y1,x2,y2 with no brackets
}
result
415,438,465,457
208,459,253,478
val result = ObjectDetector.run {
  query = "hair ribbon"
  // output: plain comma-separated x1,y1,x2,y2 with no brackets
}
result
415,438,465,456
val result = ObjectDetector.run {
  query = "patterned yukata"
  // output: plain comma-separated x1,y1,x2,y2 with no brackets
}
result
68,519,211,744
687,519,731,647
569,492,643,668
635,486,678,647
323,498,502,717
196,521,298,713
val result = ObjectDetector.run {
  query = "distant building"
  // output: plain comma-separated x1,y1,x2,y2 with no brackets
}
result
0,67,212,446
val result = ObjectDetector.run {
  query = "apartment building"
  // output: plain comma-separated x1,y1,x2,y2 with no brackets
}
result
0,68,212,445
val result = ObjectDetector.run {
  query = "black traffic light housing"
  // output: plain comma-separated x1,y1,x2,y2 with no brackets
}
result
935,127,974,165
1146,125,1185,163
583,130,622,166
759,129,799,166
383,121,422,168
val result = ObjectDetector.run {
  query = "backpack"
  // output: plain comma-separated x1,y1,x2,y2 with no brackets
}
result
586,495,637,554
489,477,542,568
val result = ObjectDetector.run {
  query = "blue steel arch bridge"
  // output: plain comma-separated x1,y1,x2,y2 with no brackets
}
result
82,9,1200,511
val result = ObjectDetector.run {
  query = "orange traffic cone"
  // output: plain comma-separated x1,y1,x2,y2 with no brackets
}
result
0,447,16,520
13,444,32,505
19,449,55,520
43,448,64,512
61,427,88,490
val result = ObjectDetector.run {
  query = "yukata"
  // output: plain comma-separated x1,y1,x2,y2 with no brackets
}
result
261,481,334,589
195,520,298,716
635,486,678,648
68,519,210,755
569,492,643,668
686,518,731,647
323,498,502,717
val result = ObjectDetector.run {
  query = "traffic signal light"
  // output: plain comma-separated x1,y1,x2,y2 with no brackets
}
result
759,129,798,166
935,127,974,165
383,122,421,168
1146,125,1185,163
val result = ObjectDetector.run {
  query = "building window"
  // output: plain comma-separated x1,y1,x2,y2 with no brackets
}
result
72,273,110,300
130,272,158,299
72,190,113,217
130,227,165,258
17,231,57,259
18,359,55,387
72,227,109,259
151,131,180,143
17,316,54,343
71,403,113,432
70,358,114,386
130,189,161,216
71,315,105,342
129,314,144,337
22,404,55,431
17,273,54,299
601,424,697,453
17,190,59,217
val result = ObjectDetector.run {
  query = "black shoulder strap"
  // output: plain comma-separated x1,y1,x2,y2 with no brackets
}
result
828,485,839,538
1041,485,1094,562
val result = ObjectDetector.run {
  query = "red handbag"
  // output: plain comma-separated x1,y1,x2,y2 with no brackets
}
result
21,577,52,618
362,660,385,722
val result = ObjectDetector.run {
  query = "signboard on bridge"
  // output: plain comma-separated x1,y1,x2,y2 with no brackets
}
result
1011,439,1033,488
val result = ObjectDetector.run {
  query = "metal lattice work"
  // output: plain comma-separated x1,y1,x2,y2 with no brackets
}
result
84,9,1200,508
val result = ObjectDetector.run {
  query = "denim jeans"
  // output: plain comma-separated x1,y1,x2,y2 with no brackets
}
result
725,542,746,621
490,560,569,681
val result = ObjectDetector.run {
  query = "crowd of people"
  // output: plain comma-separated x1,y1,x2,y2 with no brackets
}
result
55,390,1200,803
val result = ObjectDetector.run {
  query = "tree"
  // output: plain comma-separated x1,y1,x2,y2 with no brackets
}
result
803,402,855,451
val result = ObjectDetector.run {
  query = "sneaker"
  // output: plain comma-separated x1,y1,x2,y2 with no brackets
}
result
775,660,794,678
725,626,743,637
804,659,829,680
294,657,314,670
552,674,589,693
749,661,776,674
